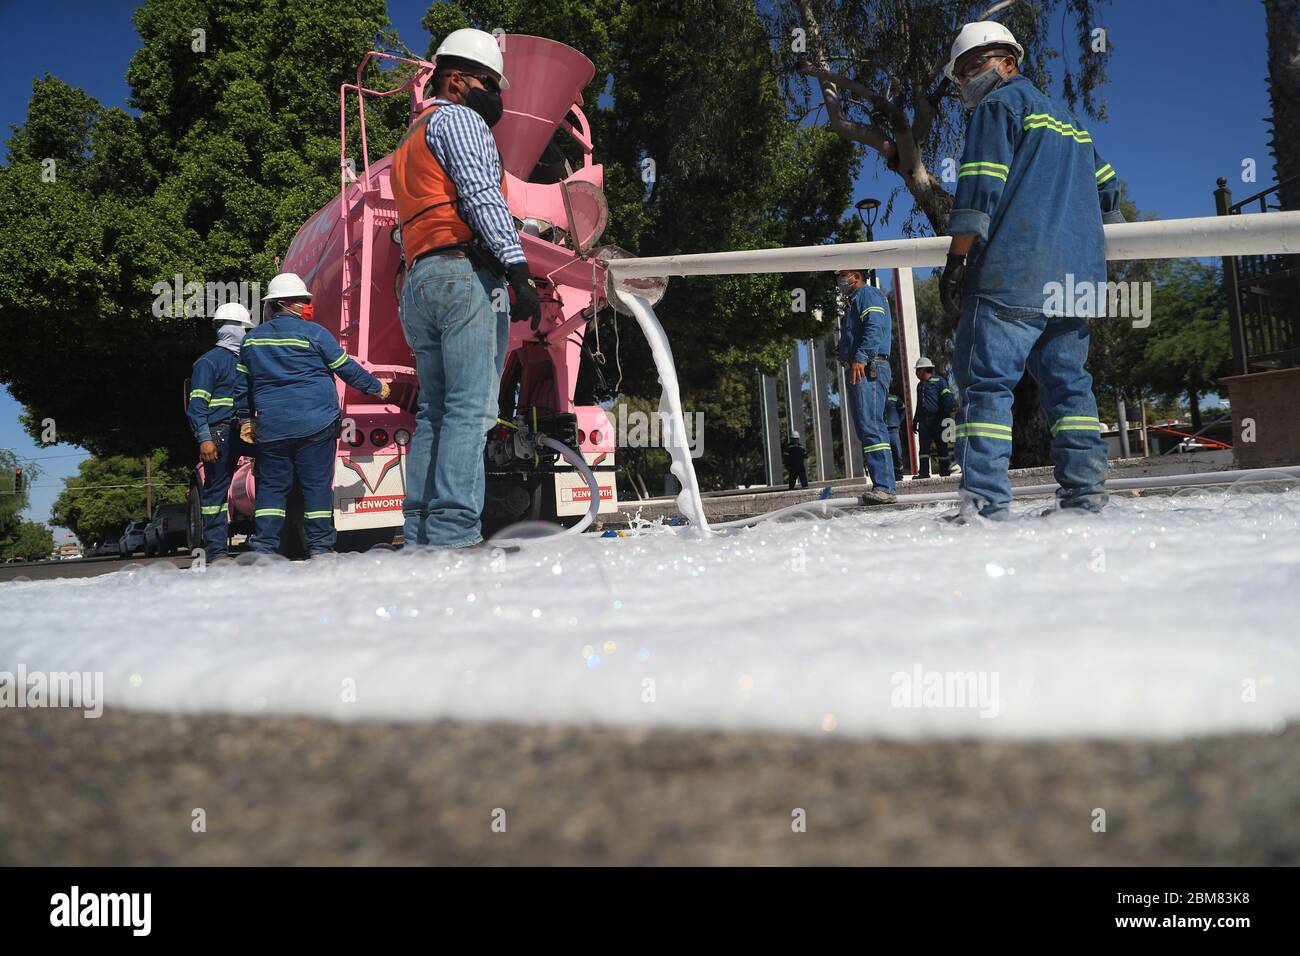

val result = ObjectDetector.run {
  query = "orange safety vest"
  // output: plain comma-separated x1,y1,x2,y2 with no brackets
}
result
391,103,508,269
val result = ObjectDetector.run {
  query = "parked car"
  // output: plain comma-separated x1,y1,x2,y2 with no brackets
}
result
92,540,121,558
119,520,148,558
144,503,189,556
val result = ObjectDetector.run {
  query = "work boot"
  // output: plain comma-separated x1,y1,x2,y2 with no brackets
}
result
860,489,897,506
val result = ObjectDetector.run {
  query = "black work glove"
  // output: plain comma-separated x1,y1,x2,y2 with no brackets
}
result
505,263,542,331
939,253,966,321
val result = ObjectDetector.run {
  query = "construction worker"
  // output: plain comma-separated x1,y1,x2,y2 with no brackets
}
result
240,273,390,556
187,302,253,560
835,268,896,503
940,21,1123,519
913,357,958,478
392,28,541,549
885,385,907,478
785,433,808,490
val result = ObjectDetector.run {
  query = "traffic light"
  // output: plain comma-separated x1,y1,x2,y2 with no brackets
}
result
13,467,21,493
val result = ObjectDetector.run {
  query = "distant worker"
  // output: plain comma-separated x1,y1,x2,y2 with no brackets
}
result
785,433,808,490
187,302,253,560
885,385,907,478
392,28,541,550
913,357,958,479
940,21,1122,519
240,273,389,556
835,268,897,504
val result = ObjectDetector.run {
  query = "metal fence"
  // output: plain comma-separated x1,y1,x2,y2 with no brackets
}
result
1215,176,1300,373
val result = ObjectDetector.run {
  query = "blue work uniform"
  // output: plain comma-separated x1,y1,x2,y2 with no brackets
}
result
188,345,249,558
915,373,957,478
948,74,1124,517
240,312,383,554
885,393,907,476
837,283,896,494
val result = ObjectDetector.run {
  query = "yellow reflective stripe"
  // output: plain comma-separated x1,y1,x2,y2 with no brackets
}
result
1052,415,1102,435
243,338,311,347
1095,164,1116,184
956,421,1013,441
863,443,891,453
328,352,349,369
957,430,1014,440
189,389,211,400
303,510,333,519
254,508,286,517
236,363,248,373
958,161,1009,182
208,397,235,407
1023,113,1092,143
200,504,225,515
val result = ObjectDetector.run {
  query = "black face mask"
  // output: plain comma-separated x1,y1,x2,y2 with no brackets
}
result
464,87,503,128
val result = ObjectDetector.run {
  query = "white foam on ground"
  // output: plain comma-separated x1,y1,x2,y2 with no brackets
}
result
2,488,1298,740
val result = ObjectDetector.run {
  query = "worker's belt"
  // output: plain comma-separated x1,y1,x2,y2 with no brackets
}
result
411,244,468,267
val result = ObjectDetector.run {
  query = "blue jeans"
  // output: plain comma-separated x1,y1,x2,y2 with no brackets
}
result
916,416,952,478
249,422,338,554
398,253,509,548
845,361,897,494
953,297,1108,518
888,427,905,476
199,424,248,559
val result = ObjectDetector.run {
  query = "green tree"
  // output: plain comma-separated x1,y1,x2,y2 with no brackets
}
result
50,450,188,546
0,448,40,546
0,1,406,462
1135,262,1231,433
2,521,55,562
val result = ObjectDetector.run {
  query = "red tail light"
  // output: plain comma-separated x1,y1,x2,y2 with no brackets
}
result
590,430,602,445
369,428,389,447
577,429,587,445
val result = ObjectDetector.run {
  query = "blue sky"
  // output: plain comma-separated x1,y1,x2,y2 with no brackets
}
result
0,0,1279,532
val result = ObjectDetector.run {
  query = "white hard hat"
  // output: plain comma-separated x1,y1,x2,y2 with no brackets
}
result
944,21,1024,81
264,272,312,303
914,356,935,370
212,302,253,327
435,28,509,90
791,432,800,440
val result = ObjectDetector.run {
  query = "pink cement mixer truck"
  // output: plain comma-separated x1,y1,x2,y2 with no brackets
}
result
192,35,637,554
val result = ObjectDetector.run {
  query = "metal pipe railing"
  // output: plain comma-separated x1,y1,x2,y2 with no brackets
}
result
604,211,1300,279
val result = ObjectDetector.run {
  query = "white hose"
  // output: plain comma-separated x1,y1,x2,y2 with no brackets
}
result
485,434,602,547
708,466,1300,531
537,434,601,535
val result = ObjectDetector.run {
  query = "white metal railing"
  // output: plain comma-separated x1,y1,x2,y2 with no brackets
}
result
603,210,1300,530
605,211,1300,279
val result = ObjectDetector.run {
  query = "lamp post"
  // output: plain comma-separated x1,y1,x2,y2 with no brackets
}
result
855,197,880,282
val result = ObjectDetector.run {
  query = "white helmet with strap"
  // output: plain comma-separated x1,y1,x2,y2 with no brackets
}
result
944,21,1024,81
211,302,253,327
914,356,936,371
435,28,510,90
264,272,312,304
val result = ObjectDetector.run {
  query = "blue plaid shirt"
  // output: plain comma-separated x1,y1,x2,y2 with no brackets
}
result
424,99,525,267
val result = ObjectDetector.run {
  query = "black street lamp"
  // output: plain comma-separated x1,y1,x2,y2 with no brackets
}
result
855,197,880,281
